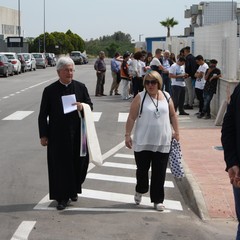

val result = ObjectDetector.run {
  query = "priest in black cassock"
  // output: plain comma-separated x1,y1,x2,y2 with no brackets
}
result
38,56,93,210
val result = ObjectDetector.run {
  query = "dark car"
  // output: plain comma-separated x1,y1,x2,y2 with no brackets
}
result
45,53,56,67
0,54,14,77
17,53,27,73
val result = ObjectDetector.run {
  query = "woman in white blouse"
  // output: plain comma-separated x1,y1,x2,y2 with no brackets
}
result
125,70,179,211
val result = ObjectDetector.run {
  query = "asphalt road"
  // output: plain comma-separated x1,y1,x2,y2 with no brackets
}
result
0,63,236,240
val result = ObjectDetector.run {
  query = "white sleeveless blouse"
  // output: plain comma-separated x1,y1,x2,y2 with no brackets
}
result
133,90,172,153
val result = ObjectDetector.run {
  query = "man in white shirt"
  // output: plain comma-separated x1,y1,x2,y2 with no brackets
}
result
194,55,209,118
150,48,165,77
160,50,173,94
169,57,189,115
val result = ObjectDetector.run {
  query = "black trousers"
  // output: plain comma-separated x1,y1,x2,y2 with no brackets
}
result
172,85,185,113
132,77,143,97
134,151,169,203
195,88,204,113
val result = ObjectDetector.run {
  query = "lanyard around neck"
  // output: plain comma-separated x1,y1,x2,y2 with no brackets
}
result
148,92,159,112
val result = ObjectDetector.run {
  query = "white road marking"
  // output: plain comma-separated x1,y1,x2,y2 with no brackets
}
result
81,189,183,211
87,173,174,188
178,116,191,120
11,221,36,240
33,194,50,210
103,162,137,170
104,161,171,173
34,139,179,214
114,153,134,159
0,79,53,102
2,111,34,120
93,112,102,122
36,206,171,213
34,188,182,212
101,140,126,161
118,112,128,122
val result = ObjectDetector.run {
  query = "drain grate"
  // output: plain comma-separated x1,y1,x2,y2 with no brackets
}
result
214,146,223,151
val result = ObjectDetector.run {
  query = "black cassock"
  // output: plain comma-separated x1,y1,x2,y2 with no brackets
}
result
38,80,93,201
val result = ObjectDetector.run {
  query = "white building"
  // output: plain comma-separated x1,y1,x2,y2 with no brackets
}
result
0,6,20,38
184,1,239,36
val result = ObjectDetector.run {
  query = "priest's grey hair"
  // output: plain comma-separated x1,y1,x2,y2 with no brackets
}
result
56,57,75,71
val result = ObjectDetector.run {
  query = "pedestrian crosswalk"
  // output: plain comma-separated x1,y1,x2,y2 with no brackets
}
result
1,111,191,123
34,150,183,213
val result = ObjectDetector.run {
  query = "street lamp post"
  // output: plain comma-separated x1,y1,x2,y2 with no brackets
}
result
43,0,46,53
18,0,21,36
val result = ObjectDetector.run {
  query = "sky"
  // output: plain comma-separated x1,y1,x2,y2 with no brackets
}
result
0,0,237,41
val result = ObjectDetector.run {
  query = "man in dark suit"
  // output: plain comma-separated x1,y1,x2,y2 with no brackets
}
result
222,83,240,239
38,56,93,210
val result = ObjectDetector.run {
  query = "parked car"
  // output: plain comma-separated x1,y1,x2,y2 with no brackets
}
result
17,53,27,73
31,53,47,69
80,53,88,64
0,54,14,77
21,53,36,71
51,53,57,63
45,53,56,66
0,52,21,74
70,51,83,65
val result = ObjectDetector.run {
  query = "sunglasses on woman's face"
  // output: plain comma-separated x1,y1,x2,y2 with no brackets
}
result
145,80,158,85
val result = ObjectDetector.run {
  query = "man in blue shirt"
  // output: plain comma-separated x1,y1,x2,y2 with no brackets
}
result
110,52,122,96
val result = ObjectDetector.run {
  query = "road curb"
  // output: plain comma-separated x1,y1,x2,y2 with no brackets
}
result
175,158,210,221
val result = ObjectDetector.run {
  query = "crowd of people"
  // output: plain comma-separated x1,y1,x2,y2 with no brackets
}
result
94,47,222,119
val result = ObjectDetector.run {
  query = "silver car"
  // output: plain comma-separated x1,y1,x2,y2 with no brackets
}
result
31,53,47,69
21,53,37,71
0,52,21,74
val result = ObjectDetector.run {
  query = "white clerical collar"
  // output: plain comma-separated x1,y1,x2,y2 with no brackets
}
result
59,79,72,87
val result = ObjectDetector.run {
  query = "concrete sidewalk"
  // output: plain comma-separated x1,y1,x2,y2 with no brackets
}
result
177,109,236,221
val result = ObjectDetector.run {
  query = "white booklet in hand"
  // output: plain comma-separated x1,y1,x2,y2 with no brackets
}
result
61,94,77,114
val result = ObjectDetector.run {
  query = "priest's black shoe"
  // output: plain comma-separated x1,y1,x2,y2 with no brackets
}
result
71,195,78,202
56,200,68,210
179,111,189,115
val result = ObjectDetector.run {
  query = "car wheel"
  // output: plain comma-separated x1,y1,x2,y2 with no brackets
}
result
4,69,8,77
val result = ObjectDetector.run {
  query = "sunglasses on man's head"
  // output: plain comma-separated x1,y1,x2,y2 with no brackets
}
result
145,80,158,85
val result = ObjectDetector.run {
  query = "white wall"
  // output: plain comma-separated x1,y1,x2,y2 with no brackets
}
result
194,20,239,118
194,20,239,81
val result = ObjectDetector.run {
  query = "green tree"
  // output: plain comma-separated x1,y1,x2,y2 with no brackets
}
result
85,31,134,57
160,17,178,37
28,30,85,54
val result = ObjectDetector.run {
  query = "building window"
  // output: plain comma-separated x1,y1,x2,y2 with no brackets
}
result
2,24,15,35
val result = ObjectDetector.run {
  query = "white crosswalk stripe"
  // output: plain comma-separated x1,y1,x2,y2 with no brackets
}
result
87,173,174,188
93,112,102,122
118,112,129,122
2,110,183,213
1,111,193,123
81,189,183,211
103,161,171,173
34,157,181,212
2,111,34,120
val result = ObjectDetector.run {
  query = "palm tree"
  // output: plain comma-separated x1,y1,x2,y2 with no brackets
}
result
160,17,179,37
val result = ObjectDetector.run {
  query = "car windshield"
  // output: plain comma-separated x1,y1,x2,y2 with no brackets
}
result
5,54,14,59
23,54,30,60
33,54,43,58
71,53,80,56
